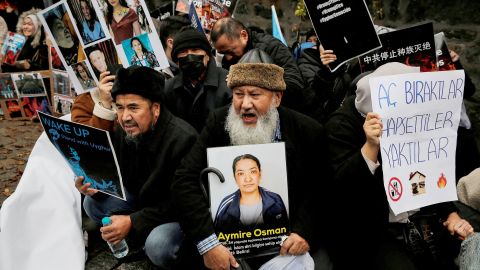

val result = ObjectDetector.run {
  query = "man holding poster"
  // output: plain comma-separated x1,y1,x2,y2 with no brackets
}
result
326,62,474,270
172,49,332,269
74,66,198,268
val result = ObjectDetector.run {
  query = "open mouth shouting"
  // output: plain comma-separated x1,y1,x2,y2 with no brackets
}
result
241,111,257,125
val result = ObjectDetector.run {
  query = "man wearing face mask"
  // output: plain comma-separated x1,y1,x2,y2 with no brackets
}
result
163,27,232,132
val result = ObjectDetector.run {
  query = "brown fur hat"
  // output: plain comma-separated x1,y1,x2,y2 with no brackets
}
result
227,48,286,91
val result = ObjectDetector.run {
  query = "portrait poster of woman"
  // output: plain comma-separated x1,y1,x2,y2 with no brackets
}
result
39,1,85,67
121,33,159,68
71,61,96,92
95,0,152,45
207,142,290,258
67,0,107,45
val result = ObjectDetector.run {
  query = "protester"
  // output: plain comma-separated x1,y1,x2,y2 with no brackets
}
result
214,154,289,232
326,62,475,270
210,17,307,111
297,31,361,123
73,66,198,268
157,15,190,78
106,0,140,45
129,36,159,68
79,0,105,43
172,49,332,269
448,49,480,180
1,8,48,72
457,168,480,212
164,27,231,132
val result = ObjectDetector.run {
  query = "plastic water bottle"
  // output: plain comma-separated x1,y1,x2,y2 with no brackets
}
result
101,216,129,258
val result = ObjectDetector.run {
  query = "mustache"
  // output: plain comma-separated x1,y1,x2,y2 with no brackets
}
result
122,119,137,127
241,109,257,117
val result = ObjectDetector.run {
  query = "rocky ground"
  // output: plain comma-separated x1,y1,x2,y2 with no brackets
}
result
0,119,43,206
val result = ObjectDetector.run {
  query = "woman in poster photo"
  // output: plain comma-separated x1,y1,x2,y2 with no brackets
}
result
106,0,140,45
214,154,288,232
79,0,105,43
74,62,95,89
129,36,158,68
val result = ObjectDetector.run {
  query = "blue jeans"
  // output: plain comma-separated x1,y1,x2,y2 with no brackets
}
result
83,193,184,268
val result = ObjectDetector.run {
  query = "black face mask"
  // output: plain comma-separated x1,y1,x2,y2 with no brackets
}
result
178,54,207,80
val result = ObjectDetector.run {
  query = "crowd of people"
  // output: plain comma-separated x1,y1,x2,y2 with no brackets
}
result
0,4,479,270
67,14,480,270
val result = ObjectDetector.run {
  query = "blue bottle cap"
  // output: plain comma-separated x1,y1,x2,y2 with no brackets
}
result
101,216,111,226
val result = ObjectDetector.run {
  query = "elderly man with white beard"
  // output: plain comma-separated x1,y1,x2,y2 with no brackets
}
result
172,49,333,270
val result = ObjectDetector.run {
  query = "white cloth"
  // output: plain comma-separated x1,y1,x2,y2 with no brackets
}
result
259,253,314,270
0,120,84,270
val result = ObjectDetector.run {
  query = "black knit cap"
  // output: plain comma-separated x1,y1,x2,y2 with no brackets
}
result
171,28,212,62
111,66,165,103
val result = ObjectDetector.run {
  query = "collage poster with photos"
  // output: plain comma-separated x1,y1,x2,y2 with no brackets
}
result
52,70,74,115
0,73,22,119
207,143,290,258
38,0,169,95
0,72,52,119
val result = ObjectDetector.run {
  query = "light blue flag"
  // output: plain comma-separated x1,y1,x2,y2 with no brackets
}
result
188,1,204,33
271,5,287,46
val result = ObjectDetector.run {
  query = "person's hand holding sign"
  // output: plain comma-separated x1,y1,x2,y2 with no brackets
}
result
75,176,98,196
319,45,337,66
362,112,383,163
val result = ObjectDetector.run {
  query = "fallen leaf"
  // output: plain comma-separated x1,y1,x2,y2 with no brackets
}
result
15,160,26,165
2,188,12,196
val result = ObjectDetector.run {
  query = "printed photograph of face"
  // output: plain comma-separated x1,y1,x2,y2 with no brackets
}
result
207,143,289,227
96,0,150,45
68,0,106,45
72,61,96,90
213,153,288,230
43,3,82,66
85,39,119,79
121,33,159,68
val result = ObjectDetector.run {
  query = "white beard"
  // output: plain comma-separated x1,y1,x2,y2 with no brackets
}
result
225,103,279,146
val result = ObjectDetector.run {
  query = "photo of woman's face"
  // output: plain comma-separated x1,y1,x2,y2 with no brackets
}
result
131,39,142,54
234,158,261,195
108,0,119,7
51,18,74,48
80,1,92,20
77,65,89,80
22,17,36,37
